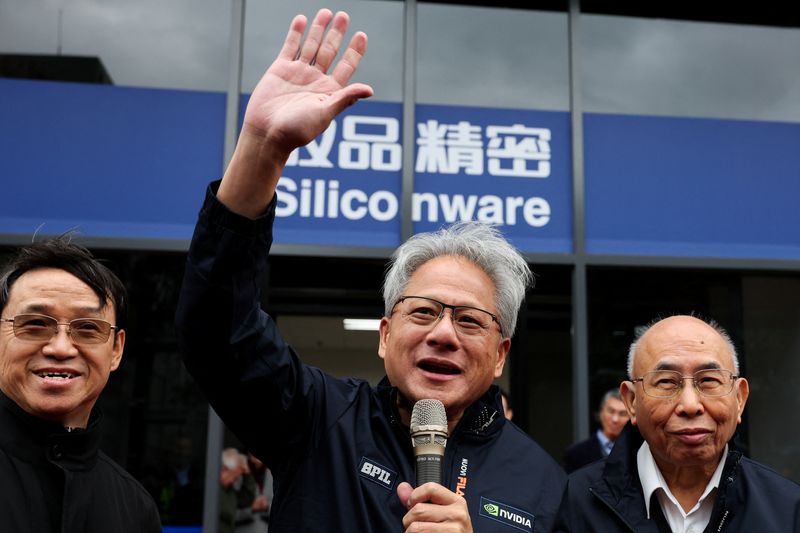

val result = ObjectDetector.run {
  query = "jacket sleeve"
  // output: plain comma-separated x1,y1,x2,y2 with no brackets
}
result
175,182,352,466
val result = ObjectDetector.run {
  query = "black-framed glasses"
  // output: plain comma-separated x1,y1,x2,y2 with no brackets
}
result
391,296,501,337
629,369,739,398
1,313,118,345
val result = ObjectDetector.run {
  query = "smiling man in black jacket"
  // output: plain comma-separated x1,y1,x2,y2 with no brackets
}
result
555,315,800,532
0,238,160,532
175,9,565,532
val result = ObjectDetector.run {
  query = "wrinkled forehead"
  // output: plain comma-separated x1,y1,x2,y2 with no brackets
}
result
636,317,735,373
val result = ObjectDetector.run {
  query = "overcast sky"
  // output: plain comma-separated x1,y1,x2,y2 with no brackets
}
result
1,0,798,121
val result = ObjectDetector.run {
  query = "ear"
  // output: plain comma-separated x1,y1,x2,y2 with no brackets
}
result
493,337,511,379
377,317,390,361
620,381,638,426
734,377,749,424
110,329,125,371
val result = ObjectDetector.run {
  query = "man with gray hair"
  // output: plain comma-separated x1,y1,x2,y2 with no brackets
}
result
555,315,800,531
176,9,564,532
563,388,629,473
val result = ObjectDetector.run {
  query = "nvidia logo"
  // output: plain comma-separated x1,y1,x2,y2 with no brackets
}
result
483,503,499,517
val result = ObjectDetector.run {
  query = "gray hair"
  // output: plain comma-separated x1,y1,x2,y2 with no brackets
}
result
598,388,622,412
627,315,740,378
382,222,532,337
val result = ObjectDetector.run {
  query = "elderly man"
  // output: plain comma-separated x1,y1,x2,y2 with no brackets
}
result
175,9,565,532
555,315,800,531
563,389,629,473
0,238,161,532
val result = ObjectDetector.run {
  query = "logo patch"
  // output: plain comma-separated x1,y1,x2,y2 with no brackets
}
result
358,457,397,490
479,496,535,532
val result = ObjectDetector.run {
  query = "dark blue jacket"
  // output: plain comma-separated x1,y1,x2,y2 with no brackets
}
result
176,183,567,532
554,424,800,532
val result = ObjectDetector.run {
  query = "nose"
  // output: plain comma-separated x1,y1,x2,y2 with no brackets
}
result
426,308,460,348
675,378,704,417
41,325,79,359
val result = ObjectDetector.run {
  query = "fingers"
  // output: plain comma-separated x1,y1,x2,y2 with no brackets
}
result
313,11,349,72
401,483,472,532
277,14,307,61
278,10,368,84
298,9,334,63
331,31,368,86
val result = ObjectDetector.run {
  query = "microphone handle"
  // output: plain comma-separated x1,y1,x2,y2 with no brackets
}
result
415,453,443,485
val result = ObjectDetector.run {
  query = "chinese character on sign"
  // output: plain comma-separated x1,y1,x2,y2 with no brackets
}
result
416,120,483,175
486,124,551,178
286,116,402,172
338,115,402,171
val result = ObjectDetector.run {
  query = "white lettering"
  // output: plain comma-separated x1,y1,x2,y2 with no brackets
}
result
523,197,551,227
438,194,478,222
341,189,368,220
277,178,551,229
499,509,532,528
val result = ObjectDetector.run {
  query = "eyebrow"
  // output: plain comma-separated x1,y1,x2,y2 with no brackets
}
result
653,361,723,372
21,303,104,315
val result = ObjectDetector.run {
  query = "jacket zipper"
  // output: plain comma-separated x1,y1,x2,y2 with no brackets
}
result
589,487,636,532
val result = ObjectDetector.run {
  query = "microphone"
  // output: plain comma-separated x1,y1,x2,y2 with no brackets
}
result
410,399,448,486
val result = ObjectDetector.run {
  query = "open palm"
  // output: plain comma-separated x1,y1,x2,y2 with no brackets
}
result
241,10,373,155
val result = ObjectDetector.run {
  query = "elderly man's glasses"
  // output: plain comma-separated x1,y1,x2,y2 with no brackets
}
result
629,369,739,398
391,296,500,337
1,313,118,345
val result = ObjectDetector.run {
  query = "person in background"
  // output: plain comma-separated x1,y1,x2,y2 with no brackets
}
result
0,236,160,532
563,389,629,473
219,448,256,533
555,315,800,531
175,9,565,531
235,452,271,533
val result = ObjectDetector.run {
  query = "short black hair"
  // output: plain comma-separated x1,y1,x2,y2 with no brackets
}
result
0,235,127,329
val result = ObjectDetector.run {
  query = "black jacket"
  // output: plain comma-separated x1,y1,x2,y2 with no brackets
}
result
0,391,161,533
554,424,800,532
563,433,604,474
176,183,567,532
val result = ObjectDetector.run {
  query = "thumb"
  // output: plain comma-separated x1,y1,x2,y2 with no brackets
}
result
396,481,414,510
325,83,374,117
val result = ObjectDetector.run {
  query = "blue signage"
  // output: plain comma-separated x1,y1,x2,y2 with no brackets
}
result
584,113,800,260
2,79,798,261
0,78,224,241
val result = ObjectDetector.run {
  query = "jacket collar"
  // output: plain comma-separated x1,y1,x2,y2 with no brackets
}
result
376,377,505,440
0,389,103,471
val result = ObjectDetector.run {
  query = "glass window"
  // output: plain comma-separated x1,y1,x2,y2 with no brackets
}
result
581,15,800,122
417,4,569,110
742,274,800,483
0,0,230,91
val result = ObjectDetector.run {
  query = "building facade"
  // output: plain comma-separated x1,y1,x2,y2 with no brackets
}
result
1,1,799,530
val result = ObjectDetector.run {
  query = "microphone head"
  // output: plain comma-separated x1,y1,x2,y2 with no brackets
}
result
410,399,447,431
410,399,448,454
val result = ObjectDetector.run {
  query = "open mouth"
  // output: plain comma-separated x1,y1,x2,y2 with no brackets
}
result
36,371,78,380
418,361,461,375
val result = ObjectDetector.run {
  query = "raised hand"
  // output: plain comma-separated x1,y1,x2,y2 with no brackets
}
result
218,9,373,218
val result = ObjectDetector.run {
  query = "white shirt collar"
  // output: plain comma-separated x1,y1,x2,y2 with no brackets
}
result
637,440,727,519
